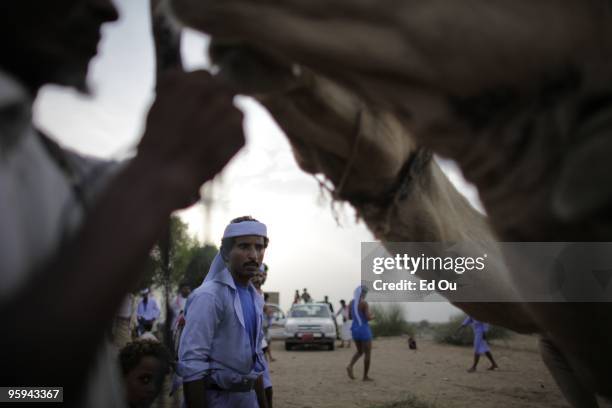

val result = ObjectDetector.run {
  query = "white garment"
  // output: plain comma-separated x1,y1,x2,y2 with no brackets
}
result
341,320,352,341
341,306,350,321
0,86,78,296
339,307,352,341
0,70,127,408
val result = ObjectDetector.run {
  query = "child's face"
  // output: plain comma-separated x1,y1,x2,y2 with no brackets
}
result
125,356,164,408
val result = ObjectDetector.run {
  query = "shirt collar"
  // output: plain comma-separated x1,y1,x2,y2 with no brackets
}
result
215,267,260,295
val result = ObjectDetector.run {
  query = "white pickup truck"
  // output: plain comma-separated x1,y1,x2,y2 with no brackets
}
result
283,303,336,350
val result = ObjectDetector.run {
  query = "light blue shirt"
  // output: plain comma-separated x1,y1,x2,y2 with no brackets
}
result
178,268,266,387
137,297,161,321
236,284,257,355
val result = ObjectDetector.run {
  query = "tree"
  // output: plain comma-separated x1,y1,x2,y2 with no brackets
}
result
182,245,218,288
138,216,199,291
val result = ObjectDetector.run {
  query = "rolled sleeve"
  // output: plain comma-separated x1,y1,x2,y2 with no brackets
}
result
177,292,220,382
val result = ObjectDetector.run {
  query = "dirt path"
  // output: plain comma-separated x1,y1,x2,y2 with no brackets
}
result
267,335,568,408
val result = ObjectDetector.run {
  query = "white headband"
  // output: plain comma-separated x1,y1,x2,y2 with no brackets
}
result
223,220,267,239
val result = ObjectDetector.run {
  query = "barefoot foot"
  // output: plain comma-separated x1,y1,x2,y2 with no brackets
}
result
346,366,355,380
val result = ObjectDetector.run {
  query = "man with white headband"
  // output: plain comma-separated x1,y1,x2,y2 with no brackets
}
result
178,216,269,408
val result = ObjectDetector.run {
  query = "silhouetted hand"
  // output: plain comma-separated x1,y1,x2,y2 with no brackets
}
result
138,69,245,209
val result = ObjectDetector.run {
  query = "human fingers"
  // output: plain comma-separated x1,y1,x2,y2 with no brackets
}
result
190,104,245,179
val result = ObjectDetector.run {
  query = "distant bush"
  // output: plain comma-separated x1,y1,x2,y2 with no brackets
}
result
417,320,430,330
432,314,512,346
370,304,416,337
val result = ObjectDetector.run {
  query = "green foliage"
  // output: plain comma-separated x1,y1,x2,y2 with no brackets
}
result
167,216,200,285
370,304,416,337
432,314,513,346
182,245,219,288
138,216,217,292
417,320,430,330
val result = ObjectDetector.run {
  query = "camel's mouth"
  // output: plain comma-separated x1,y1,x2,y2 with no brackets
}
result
209,38,308,97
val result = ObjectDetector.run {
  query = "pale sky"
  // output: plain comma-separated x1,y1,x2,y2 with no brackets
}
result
32,0,483,321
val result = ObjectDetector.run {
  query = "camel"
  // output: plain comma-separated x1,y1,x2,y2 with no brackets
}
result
164,0,612,405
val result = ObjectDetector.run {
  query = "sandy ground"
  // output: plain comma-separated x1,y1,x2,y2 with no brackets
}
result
266,335,568,408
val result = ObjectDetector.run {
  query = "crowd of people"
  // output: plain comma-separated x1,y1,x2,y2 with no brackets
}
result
109,239,498,408
117,271,498,407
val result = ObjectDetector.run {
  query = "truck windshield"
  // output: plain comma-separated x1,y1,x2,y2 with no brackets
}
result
290,305,330,318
